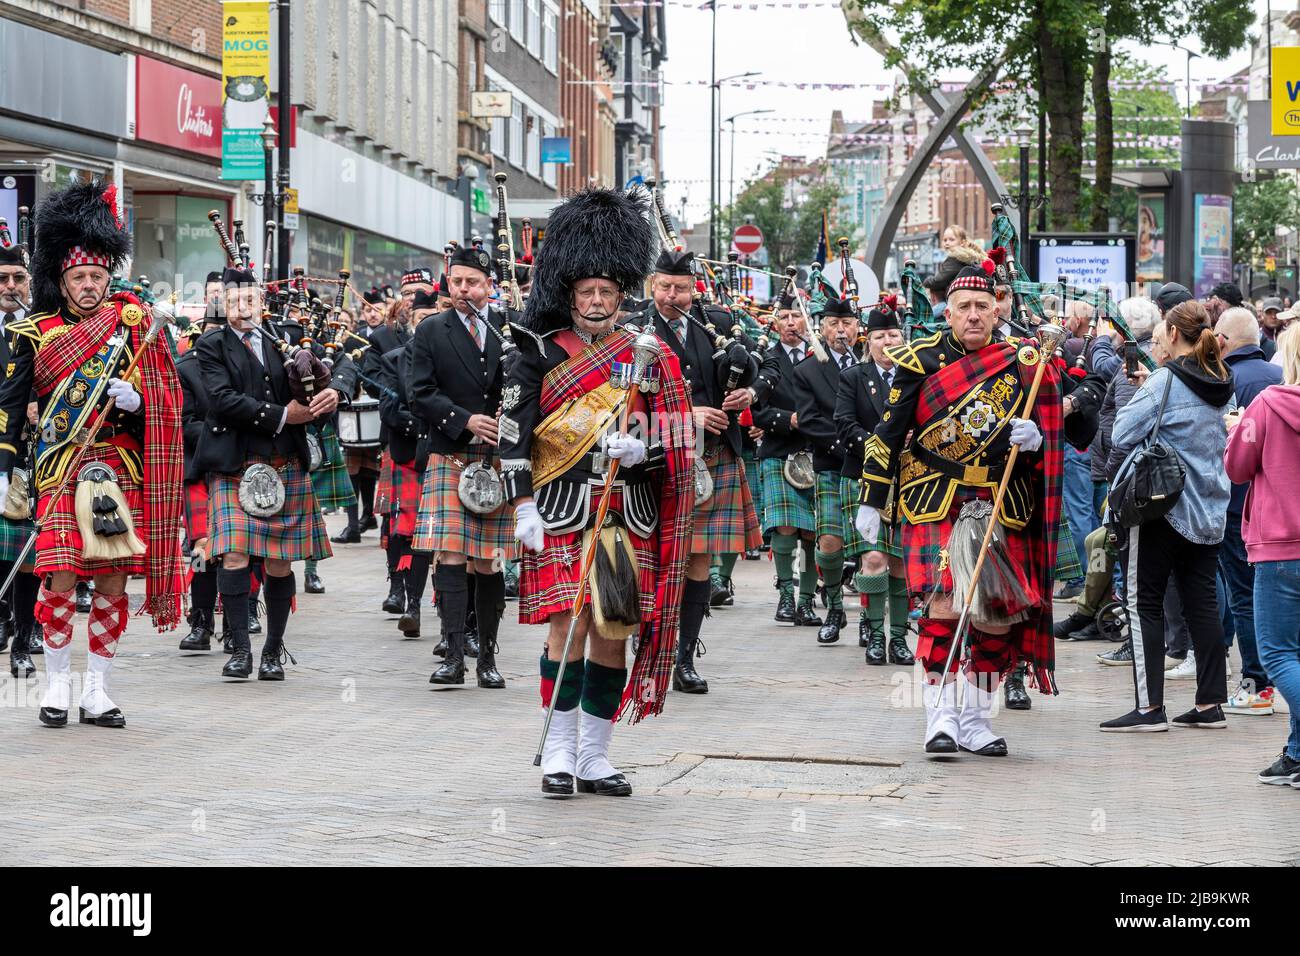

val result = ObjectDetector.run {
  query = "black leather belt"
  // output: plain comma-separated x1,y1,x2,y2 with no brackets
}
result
909,442,1006,485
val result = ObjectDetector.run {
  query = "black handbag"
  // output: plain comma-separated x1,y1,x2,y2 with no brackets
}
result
1110,371,1186,528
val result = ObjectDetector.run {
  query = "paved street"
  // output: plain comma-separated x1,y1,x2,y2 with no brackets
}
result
2,514,1297,867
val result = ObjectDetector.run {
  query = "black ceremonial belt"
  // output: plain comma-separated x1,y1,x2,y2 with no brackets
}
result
908,442,1007,486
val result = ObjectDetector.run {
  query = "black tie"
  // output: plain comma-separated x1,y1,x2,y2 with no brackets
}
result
840,353,852,371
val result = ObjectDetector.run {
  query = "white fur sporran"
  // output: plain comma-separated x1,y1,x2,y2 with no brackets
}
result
238,463,286,517
783,450,815,490
458,461,504,515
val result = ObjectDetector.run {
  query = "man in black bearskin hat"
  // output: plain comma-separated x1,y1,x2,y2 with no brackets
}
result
500,187,693,798
408,244,514,690
0,180,185,728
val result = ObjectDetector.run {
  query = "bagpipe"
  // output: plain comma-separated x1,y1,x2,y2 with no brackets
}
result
208,210,340,402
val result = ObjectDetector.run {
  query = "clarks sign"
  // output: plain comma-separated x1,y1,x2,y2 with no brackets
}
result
136,57,221,159
1248,99,1300,169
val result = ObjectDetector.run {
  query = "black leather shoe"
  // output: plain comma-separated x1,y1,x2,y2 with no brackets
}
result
222,649,253,679
178,609,214,652
576,773,632,796
432,637,447,658
774,587,796,623
79,707,126,728
382,579,405,615
0,616,10,653
1053,611,1091,640
9,628,35,679
792,598,822,627
1004,666,1031,710
430,632,466,685
541,773,575,797
28,633,41,655
887,635,915,665
925,732,958,754
399,602,420,637
304,571,325,594
331,527,361,544
817,620,842,645
257,651,285,681
863,624,887,664
961,738,1009,757
672,662,708,694
1069,621,1103,641
476,637,505,688
76,581,92,614
360,513,378,532
709,578,733,607
221,631,235,655
464,630,480,660
39,706,68,727
248,604,261,635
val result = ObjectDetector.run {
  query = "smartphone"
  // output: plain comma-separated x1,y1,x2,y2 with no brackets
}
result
1124,342,1139,379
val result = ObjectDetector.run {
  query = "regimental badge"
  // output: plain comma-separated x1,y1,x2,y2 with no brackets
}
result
66,380,89,407
1017,343,1040,367
120,304,145,327
4,362,13,377
477,251,491,270
80,357,106,379
51,409,70,435
501,384,521,411
888,386,901,405
959,400,996,440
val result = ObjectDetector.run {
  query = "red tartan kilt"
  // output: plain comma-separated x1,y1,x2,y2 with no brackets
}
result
901,492,1032,596
518,486,658,625
35,444,145,577
184,479,209,543
375,452,393,512
388,458,423,538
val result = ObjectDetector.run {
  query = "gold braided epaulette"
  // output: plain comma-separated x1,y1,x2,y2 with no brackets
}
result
883,330,942,375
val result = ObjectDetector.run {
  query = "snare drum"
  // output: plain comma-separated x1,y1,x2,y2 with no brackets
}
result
338,396,383,449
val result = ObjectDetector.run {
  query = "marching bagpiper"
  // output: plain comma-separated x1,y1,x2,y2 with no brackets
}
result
624,251,765,694
0,180,186,728
499,187,693,797
792,295,866,646
408,246,514,689
855,259,1065,757
834,296,914,666
752,291,822,627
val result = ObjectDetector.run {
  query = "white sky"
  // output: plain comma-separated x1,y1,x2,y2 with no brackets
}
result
660,0,1271,226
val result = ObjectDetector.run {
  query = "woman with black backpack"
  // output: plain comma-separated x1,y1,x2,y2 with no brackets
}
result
1100,300,1235,733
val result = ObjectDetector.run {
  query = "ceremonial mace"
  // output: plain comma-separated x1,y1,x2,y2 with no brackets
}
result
532,330,662,767
0,302,174,602
935,322,1069,697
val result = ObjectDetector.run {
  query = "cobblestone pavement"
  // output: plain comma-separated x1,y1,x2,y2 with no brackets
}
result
2,517,1297,866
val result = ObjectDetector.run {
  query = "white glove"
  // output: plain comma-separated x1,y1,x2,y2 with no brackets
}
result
513,501,545,553
107,378,141,413
603,432,647,467
1008,417,1042,453
854,505,881,545
0,474,8,504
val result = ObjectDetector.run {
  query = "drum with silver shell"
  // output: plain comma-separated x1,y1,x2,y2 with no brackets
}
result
337,395,383,449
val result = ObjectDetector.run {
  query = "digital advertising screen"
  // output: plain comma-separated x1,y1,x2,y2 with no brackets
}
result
1032,233,1136,297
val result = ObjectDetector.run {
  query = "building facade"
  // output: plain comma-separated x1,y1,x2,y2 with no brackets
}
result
826,109,890,256
610,0,666,188
558,0,617,194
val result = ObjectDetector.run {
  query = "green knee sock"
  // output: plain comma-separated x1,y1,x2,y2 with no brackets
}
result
580,659,628,720
855,571,887,629
306,560,318,574
718,552,739,582
888,575,910,639
816,547,845,610
797,541,819,600
540,655,585,712
771,533,797,584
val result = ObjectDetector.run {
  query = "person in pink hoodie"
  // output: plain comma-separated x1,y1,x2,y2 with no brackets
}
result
1225,325,1300,788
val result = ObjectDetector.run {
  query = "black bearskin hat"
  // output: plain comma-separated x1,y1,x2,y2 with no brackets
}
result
519,188,656,333
29,179,131,314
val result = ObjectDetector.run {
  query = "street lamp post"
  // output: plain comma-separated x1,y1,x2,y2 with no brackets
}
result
709,69,761,261
726,108,774,236
1152,39,1202,119
250,115,283,278
998,122,1046,279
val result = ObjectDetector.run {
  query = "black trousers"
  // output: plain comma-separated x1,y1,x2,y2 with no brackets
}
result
1123,518,1228,710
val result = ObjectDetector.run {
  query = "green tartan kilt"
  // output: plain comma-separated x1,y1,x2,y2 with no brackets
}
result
1052,513,1083,582
815,471,899,557
841,475,901,558
310,425,357,510
0,513,35,564
743,447,762,514
758,456,815,534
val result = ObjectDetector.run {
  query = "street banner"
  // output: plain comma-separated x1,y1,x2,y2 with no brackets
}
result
1192,194,1233,297
1271,47,1300,136
221,1,271,180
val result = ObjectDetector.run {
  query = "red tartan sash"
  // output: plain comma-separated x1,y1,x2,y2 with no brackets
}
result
34,297,184,630
541,326,694,722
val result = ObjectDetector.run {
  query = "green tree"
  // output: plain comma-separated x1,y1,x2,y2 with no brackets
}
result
1233,176,1300,268
724,175,842,270
840,0,1252,231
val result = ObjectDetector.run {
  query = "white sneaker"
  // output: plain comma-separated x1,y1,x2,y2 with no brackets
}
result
1224,682,1273,717
1167,651,1197,680
1164,655,1182,671
1225,649,1234,679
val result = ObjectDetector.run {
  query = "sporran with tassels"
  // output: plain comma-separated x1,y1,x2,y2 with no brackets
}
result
74,461,147,561
947,499,1038,627
586,517,642,642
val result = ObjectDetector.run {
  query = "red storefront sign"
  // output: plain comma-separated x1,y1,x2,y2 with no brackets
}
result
135,57,222,158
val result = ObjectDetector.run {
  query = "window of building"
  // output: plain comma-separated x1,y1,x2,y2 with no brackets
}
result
527,0,542,59
543,121,557,187
489,81,506,159
510,99,525,168
527,113,541,178
489,0,506,25
510,0,525,43
543,3,558,74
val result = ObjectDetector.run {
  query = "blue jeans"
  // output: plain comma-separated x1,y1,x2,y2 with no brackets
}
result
1218,513,1268,689
1254,560,1300,760
1063,446,1104,584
